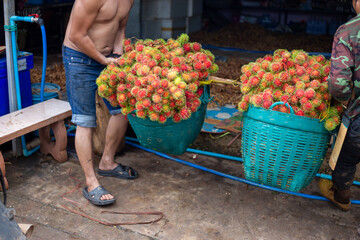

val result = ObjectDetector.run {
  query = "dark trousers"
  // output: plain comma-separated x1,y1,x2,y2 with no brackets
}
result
333,115,360,190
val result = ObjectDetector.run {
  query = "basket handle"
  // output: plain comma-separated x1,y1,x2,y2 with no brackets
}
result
269,102,295,114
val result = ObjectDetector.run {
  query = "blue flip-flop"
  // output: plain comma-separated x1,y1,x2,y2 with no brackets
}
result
82,186,116,206
98,164,138,180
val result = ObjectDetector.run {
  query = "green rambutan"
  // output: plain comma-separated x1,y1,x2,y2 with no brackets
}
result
324,118,337,131
209,63,219,74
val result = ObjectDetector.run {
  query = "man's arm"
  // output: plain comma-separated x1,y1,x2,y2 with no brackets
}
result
328,31,354,103
113,1,134,55
68,0,110,65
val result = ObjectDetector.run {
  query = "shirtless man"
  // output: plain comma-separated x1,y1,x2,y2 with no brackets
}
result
62,0,138,206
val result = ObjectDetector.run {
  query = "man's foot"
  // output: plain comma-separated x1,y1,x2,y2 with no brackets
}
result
98,164,138,180
318,179,351,211
82,186,115,206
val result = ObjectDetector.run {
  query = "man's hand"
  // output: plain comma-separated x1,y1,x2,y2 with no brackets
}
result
105,57,118,65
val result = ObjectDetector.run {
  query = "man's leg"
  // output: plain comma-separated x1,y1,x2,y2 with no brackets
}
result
98,114,128,170
75,126,114,200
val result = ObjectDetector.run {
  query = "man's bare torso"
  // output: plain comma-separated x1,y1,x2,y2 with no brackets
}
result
63,0,133,56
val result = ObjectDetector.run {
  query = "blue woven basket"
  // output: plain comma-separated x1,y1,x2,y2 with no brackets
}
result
127,85,210,155
241,102,331,192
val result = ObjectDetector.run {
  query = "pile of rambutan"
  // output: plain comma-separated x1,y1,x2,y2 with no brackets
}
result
237,49,344,131
96,33,218,124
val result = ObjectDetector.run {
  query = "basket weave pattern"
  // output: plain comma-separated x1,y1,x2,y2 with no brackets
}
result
241,105,331,192
127,86,210,155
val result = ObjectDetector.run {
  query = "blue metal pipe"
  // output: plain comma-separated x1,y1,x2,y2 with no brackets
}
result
124,138,360,203
9,16,46,157
40,25,47,102
125,136,360,186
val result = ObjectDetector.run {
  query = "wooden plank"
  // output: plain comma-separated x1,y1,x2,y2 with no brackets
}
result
0,98,72,145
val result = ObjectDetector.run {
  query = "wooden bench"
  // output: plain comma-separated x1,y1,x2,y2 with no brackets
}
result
0,98,72,190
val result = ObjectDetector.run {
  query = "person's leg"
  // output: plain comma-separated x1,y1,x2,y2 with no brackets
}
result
99,113,128,170
320,115,360,210
63,46,114,202
332,115,360,201
97,98,138,178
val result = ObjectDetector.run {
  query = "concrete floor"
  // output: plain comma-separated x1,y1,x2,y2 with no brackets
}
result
2,51,356,239
1,136,360,240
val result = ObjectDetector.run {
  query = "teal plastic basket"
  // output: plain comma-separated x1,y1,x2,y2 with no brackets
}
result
32,82,60,104
127,86,210,155
241,102,331,192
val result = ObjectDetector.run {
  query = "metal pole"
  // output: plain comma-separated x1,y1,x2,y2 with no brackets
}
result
3,0,22,157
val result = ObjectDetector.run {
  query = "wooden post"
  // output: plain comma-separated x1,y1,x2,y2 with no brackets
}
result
0,151,9,190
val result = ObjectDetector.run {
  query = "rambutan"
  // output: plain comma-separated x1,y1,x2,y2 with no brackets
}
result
173,89,185,100
295,109,305,116
152,93,162,103
178,107,191,120
191,42,202,52
274,78,282,88
295,89,305,99
295,66,306,76
250,94,263,107
324,118,337,131
138,89,148,99
117,84,126,92
261,60,271,71
304,88,315,99
280,94,290,103
249,76,260,87
270,62,282,73
149,112,159,121
302,101,314,113
117,93,127,103
285,86,295,95
262,100,273,109
273,90,283,100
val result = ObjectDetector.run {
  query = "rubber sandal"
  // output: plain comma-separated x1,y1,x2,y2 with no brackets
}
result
98,164,138,180
82,186,116,206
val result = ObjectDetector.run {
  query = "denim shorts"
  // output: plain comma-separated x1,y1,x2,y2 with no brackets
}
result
62,46,122,127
